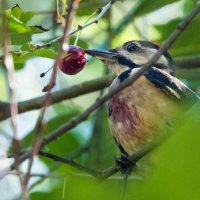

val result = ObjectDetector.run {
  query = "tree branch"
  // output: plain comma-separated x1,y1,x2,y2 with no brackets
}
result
0,75,114,121
175,55,200,69
39,151,99,177
70,0,118,35
1,1,26,198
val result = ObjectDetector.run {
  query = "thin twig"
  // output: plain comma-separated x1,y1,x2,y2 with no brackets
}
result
175,55,200,69
1,0,25,198
39,0,129,50
37,0,118,49
70,0,117,35
8,171,62,178
29,145,88,191
121,171,130,199
39,151,99,177
23,0,81,194
42,0,79,92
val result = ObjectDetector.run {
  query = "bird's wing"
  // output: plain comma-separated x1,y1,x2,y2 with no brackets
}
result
144,67,199,105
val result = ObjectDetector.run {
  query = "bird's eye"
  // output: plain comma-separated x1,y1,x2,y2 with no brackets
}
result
126,43,138,52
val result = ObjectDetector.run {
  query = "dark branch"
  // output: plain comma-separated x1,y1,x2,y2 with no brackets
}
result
39,151,100,177
0,75,114,121
175,55,200,69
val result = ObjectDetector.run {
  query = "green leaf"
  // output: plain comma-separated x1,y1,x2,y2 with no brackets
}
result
11,4,23,19
6,10,32,45
76,0,108,16
14,63,25,70
4,5,45,45
34,48,57,59
20,12,35,24
29,25,49,34
30,176,122,200
20,43,36,51
30,192,52,200
12,42,58,69
153,15,200,57
8,22,31,44
11,4,34,23
12,52,33,70
134,0,179,16
183,0,199,16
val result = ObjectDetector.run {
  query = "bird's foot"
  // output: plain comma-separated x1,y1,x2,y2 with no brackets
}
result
115,154,135,174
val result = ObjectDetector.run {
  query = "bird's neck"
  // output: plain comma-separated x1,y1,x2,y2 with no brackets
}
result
106,62,130,76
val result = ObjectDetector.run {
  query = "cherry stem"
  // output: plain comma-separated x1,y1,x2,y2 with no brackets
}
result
40,66,54,78
74,10,97,46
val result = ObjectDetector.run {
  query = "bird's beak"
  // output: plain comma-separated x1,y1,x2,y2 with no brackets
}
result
85,49,119,62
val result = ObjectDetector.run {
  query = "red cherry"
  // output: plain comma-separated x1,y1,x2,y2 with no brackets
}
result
59,45,86,75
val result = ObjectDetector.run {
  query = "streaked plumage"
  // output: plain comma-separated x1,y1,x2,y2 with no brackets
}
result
85,40,199,157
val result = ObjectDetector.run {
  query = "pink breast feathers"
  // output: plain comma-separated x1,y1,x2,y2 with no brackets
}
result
108,95,141,130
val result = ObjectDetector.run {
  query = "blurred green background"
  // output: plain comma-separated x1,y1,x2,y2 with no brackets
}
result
0,0,200,199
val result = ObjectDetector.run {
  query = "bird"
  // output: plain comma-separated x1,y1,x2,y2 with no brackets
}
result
85,40,199,171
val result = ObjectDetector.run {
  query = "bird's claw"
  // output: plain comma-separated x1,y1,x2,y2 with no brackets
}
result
115,154,135,174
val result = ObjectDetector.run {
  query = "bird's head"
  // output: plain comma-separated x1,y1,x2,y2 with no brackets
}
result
85,40,174,75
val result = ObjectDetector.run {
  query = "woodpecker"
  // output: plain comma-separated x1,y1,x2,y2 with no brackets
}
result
85,40,199,170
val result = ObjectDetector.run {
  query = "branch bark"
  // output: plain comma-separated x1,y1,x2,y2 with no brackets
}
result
39,151,99,177
0,75,114,121
175,55,200,69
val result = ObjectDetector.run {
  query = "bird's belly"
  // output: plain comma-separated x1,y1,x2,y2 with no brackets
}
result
108,77,180,155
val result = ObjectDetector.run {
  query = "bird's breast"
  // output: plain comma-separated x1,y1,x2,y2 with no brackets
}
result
108,76,180,155
108,94,142,132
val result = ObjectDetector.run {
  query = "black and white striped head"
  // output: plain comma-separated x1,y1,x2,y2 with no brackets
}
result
85,40,174,75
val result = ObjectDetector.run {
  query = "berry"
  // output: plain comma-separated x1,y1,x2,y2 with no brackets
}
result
60,45,86,75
